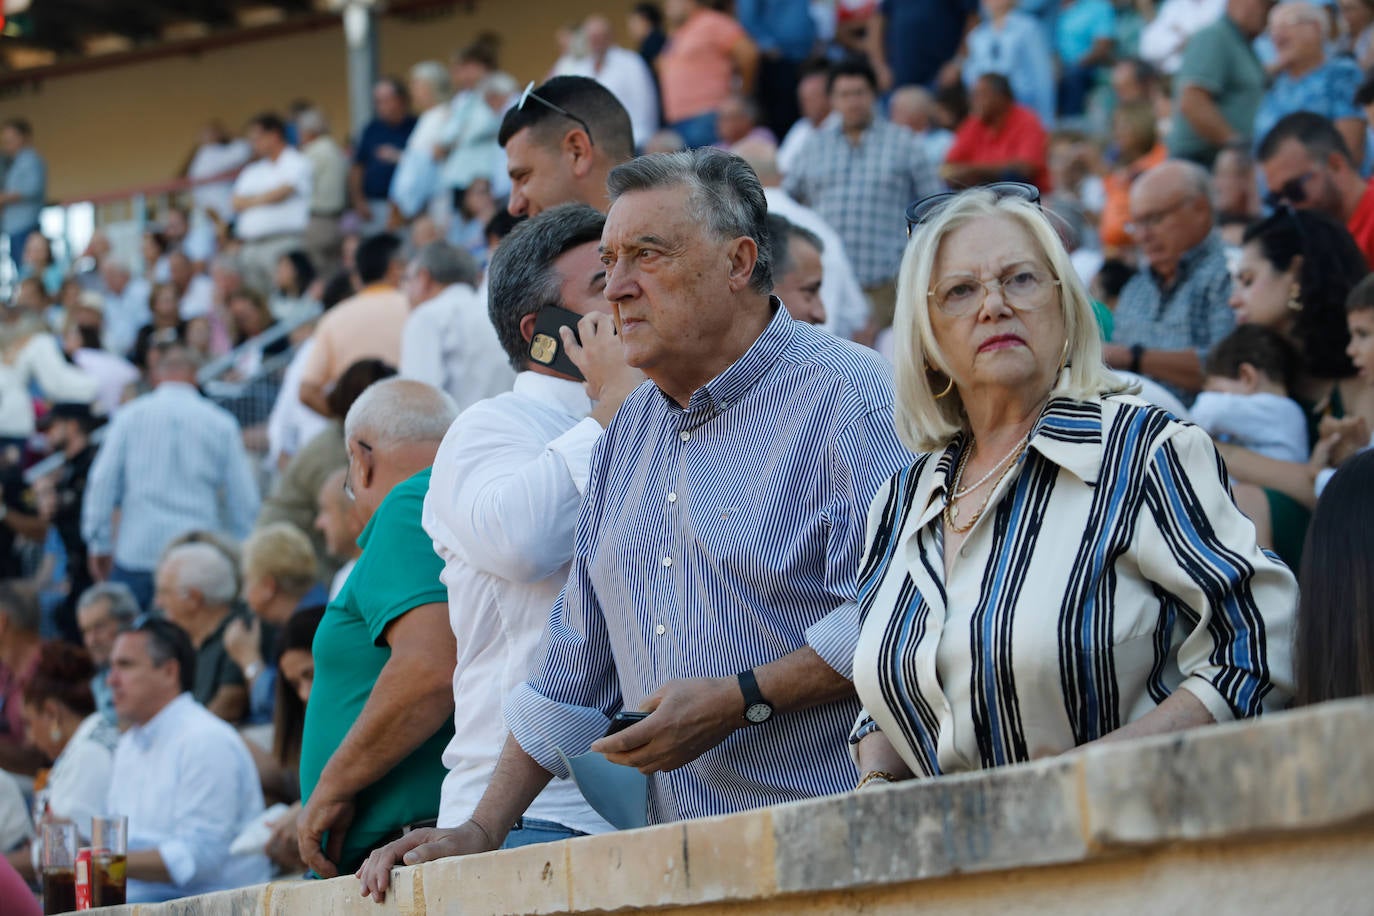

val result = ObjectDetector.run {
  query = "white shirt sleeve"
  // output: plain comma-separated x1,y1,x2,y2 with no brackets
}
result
22,334,98,403
399,303,445,390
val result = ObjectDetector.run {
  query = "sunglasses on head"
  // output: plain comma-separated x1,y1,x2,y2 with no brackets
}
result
518,81,595,146
1264,172,1313,210
905,181,1041,236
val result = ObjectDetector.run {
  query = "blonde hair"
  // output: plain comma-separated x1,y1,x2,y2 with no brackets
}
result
241,523,318,597
892,189,1125,453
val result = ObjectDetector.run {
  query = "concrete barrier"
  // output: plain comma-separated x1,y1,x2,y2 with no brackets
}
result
92,697,1374,914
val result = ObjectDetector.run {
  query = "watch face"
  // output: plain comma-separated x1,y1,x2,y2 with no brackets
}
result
745,703,772,724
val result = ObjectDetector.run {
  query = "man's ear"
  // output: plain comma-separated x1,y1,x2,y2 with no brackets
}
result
725,236,759,292
519,311,539,346
356,443,377,490
563,128,595,178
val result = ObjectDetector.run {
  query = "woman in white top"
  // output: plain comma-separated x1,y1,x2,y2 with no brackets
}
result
0,311,98,442
847,185,1297,788
6,642,118,880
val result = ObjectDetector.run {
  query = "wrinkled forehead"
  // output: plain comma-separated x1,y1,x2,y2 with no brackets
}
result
603,184,697,244
933,214,1045,277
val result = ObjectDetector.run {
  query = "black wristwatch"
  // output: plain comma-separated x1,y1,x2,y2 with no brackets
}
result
738,669,774,724
1129,343,1146,374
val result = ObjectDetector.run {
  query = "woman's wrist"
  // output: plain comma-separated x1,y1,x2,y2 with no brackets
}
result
855,770,898,790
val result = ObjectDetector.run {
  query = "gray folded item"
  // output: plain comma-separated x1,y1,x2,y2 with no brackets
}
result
554,748,648,830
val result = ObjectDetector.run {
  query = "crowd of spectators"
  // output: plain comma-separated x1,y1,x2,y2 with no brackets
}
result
1,0,1374,907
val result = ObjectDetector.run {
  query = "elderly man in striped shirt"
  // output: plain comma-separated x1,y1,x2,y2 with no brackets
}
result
367,148,913,872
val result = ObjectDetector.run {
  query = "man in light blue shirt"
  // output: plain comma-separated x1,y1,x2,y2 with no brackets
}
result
962,0,1057,127
107,616,270,902
82,342,259,610
0,118,46,265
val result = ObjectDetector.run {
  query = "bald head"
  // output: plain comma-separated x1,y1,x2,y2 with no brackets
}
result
343,378,458,519
1129,160,1215,279
888,85,936,133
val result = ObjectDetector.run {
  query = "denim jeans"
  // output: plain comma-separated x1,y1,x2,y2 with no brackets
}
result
500,818,586,850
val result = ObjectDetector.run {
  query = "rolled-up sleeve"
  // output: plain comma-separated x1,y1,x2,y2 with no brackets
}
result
1136,423,1297,721
156,735,247,886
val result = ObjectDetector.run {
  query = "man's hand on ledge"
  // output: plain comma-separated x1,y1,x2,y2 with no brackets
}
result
356,822,497,902
590,676,743,774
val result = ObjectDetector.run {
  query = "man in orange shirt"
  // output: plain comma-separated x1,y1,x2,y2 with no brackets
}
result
942,73,1051,192
656,0,758,148
1257,111,1374,268
298,233,409,416
1099,102,1168,255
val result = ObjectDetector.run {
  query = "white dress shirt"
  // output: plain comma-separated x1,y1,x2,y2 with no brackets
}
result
423,372,613,834
108,694,270,903
1139,0,1226,74
188,140,252,222
0,333,97,437
553,46,661,149
399,283,516,414
764,187,870,341
232,147,312,240
266,336,329,468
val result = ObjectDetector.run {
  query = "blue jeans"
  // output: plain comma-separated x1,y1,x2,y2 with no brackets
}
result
500,818,585,849
110,565,155,613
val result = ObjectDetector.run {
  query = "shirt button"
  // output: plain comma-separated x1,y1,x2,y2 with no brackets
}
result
661,556,672,567
679,431,690,442
655,624,666,636
667,492,677,503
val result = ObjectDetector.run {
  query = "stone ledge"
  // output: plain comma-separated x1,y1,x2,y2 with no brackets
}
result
96,698,1374,915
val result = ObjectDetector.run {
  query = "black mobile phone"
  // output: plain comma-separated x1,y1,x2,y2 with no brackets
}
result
604,710,649,737
529,305,586,381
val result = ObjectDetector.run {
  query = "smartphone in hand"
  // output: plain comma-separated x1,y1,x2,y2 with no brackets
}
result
604,710,649,737
529,305,586,381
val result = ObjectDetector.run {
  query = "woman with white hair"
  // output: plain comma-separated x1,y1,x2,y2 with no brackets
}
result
846,184,1297,788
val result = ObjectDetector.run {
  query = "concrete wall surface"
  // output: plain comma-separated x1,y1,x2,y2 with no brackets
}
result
85,697,1374,915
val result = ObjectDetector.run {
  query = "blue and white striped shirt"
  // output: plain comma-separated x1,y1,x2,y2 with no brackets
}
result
505,308,914,822
82,382,260,572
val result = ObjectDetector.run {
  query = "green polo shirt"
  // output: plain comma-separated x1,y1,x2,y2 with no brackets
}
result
298,467,451,872
1167,15,1265,163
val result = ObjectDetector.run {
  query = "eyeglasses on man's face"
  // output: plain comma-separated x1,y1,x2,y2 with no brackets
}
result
518,81,596,146
343,439,372,501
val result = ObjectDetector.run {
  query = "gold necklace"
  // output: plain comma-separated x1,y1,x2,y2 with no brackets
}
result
944,437,1029,534
951,431,1031,498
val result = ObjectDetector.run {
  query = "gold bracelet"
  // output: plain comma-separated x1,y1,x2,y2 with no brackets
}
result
855,770,898,790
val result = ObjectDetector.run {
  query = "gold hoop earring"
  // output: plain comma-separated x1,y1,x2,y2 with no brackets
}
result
927,364,955,399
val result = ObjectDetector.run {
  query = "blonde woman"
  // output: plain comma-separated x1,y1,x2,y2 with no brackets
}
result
846,184,1297,788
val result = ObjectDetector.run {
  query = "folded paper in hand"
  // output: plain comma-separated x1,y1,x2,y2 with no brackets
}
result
554,747,648,830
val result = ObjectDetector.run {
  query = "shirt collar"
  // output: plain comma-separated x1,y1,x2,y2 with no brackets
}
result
129,692,193,752
668,300,791,416
154,381,199,397
513,370,594,418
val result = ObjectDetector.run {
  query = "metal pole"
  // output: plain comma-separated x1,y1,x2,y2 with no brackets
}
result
343,1,379,141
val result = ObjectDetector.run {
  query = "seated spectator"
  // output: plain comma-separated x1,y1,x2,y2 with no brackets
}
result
224,522,324,728
1102,161,1233,400
552,14,660,150
0,308,98,442
1216,211,1371,564
1108,57,1171,138
961,0,1056,126
315,467,363,599
849,183,1295,790
1253,2,1364,170
389,61,451,224
1212,141,1260,226
8,643,118,880
350,78,417,236
0,582,46,776
106,617,270,902
446,178,498,267
297,109,348,279
166,250,213,321
260,604,326,872
154,542,250,724
76,582,141,722
297,233,409,417
1099,102,1168,254
399,241,513,413
232,113,312,297
62,316,139,416
256,357,395,581
185,121,253,228
224,288,288,382
655,0,759,148
296,380,458,877
269,250,319,327
1091,256,1135,315
765,213,827,325
889,85,955,169
1193,325,1309,462
713,93,776,152
1056,0,1117,118
1258,112,1374,269
943,73,1051,192
131,283,188,370
1165,0,1268,166
18,233,62,297
436,39,503,218
776,66,834,176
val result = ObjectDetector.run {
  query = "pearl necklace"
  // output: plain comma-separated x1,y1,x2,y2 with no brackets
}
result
951,432,1031,499
944,435,1030,534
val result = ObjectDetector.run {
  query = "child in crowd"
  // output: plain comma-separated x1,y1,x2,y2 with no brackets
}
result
1192,324,1310,462
1311,278,1374,495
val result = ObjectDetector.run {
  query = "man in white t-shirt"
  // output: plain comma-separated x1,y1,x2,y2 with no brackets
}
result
232,113,312,296
399,241,514,412
552,15,660,150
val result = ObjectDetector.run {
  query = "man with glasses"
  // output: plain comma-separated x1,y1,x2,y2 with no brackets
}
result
1105,160,1234,401
499,76,636,218
106,616,270,902
296,379,459,879
1257,111,1374,267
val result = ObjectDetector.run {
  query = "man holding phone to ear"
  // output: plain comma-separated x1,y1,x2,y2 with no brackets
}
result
357,204,642,896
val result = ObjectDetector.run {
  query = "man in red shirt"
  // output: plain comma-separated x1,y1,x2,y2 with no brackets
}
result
942,73,1051,192
1257,111,1374,267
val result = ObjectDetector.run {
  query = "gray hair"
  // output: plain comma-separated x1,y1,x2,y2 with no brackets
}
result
481,71,519,99
161,542,238,607
77,582,141,622
607,149,773,294
487,203,606,370
344,377,458,449
410,60,452,101
297,107,329,137
0,582,39,633
414,241,480,288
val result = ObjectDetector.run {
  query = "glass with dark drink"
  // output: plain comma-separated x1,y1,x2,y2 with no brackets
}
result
40,821,78,915
91,814,129,907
